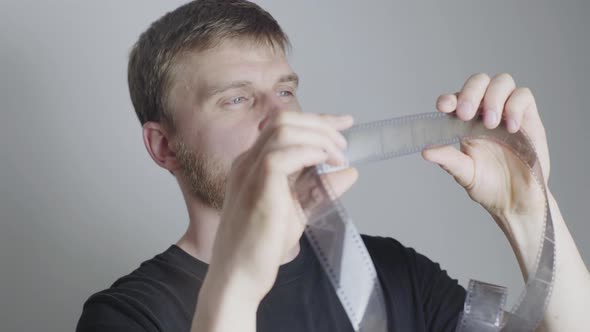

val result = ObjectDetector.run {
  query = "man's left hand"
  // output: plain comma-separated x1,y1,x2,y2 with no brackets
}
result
422,73,551,235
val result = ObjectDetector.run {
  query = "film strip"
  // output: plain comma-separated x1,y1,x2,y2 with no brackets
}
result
293,112,555,331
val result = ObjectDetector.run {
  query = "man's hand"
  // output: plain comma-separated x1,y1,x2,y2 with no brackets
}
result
423,73,590,331
192,112,359,332
422,73,549,238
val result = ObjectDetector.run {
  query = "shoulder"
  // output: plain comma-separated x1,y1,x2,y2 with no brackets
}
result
361,234,466,331
361,233,463,290
361,234,450,270
76,293,154,332
76,247,200,332
360,234,423,272
76,276,163,332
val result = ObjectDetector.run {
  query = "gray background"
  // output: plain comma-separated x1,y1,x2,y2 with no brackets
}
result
1,0,588,331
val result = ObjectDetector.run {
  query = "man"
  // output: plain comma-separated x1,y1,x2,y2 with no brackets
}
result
76,1,590,331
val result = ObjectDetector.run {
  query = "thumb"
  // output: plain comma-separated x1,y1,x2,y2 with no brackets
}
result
320,167,359,199
422,145,475,189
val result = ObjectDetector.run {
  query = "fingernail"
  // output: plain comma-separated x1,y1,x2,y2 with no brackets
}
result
506,119,518,133
457,101,473,118
484,111,497,128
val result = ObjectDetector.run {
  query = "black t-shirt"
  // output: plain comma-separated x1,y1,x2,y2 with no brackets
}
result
76,235,466,332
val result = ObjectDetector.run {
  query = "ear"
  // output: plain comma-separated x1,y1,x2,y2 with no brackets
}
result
142,122,180,172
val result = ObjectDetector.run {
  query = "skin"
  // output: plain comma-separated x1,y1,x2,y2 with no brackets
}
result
142,39,590,331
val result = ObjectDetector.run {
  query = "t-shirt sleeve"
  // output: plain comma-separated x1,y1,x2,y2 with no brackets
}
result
76,294,157,332
409,246,466,331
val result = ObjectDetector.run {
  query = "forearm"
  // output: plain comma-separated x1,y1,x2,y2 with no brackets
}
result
500,191,590,331
190,270,259,332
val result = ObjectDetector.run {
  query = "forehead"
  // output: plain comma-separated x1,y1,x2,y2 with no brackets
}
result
172,39,292,90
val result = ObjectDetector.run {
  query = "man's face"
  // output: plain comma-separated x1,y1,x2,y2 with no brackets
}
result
167,39,301,209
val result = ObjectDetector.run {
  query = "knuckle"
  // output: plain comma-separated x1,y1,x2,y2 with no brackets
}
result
519,86,533,96
274,126,291,142
471,72,490,83
504,98,522,113
261,152,279,172
504,104,517,115
483,99,497,111
274,111,290,125
264,113,285,131
494,72,515,85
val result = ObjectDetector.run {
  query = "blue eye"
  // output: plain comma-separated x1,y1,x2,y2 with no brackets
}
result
278,90,294,97
230,96,247,104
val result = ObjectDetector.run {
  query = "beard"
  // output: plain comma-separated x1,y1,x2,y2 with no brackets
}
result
174,140,228,210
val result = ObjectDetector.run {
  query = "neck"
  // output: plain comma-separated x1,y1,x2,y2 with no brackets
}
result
175,186,301,265
175,197,220,263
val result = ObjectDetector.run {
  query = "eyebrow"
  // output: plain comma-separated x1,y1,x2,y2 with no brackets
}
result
278,73,299,87
205,72,299,99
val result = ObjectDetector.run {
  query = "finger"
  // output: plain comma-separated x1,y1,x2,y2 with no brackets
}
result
504,87,533,133
504,87,548,173
261,111,354,133
421,144,475,189
260,125,347,166
260,145,332,176
320,167,359,199
436,93,458,113
456,73,491,121
259,112,351,151
482,73,516,129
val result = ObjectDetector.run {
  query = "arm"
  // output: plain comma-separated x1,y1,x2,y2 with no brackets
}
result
423,72,590,331
499,191,590,331
191,272,258,332
188,112,358,332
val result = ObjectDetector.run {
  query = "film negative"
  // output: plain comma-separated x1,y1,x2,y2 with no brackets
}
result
293,112,555,331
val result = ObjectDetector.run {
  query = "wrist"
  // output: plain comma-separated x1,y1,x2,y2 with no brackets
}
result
193,269,260,331
492,190,555,279
202,263,264,308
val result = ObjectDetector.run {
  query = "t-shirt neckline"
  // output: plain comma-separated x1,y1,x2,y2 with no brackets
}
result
166,235,311,286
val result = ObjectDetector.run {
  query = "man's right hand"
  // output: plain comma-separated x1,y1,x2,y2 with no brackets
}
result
214,111,357,298
191,112,358,332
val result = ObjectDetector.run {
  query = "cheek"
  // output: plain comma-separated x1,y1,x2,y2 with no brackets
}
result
202,119,260,163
